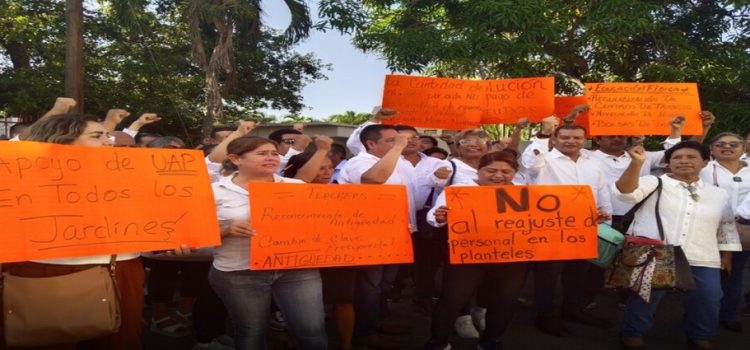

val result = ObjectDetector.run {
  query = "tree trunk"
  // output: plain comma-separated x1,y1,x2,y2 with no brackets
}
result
65,0,84,113
203,68,223,138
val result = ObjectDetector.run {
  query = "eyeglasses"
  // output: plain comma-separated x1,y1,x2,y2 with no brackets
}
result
712,141,742,148
458,137,488,146
281,139,296,145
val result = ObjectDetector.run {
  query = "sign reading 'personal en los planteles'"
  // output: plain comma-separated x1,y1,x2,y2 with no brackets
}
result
0,141,220,262
248,183,413,270
381,75,555,129
585,82,703,136
445,185,599,264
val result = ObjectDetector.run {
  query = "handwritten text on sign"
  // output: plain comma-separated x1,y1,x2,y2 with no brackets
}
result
445,185,598,264
482,77,555,124
0,141,220,263
249,183,413,270
585,83,703,136
381,75,485,130
381,75,555,129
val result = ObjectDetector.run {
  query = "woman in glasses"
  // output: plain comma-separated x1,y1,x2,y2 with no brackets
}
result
699,132,750,332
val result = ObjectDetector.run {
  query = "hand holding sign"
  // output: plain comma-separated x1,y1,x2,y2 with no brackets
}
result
433,206,449,224
223,220,255,238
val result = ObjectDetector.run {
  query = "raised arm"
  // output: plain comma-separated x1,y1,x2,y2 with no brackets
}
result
506,117,530,152
361,133,408,184
690,111,715,143
101,109,131,132
615,145,647,194
208,121,257,163
293,136,334,182
123,113,162,136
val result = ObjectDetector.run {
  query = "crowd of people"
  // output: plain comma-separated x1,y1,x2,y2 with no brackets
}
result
1,97,749,350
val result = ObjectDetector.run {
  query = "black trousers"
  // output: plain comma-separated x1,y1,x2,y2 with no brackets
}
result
430,262,529,343
533,260,588,315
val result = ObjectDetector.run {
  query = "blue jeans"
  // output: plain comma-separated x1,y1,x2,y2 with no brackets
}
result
208,267,327,350
621,266,722,341
354,265,384,337
720,250,750,321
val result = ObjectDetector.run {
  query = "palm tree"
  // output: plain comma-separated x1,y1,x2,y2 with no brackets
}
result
281,114,312,123
188,0,312,137
327,110,371,125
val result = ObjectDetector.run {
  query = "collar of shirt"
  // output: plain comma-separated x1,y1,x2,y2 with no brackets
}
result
549,148,590,161
593,149,629,161
661,174,705,190
216,173,296,195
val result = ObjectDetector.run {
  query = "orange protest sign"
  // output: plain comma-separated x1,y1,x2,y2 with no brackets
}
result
248,183,413,270
482,77,556,124
381,75,485,130
585,82,703,135
555,96,590,132
445,185,598,264
0,141,220,263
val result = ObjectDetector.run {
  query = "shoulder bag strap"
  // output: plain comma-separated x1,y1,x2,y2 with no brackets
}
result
447,160,457,186
654,177,665,242
622,177,662,222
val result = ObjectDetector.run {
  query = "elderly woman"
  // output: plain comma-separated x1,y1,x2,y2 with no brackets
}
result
208,136,327,350
424,151,530,350
1,114,145,350
699,132,750,332
615,141,741,350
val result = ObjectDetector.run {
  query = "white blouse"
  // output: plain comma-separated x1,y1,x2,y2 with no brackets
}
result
212,173,304,272
612,174,741,268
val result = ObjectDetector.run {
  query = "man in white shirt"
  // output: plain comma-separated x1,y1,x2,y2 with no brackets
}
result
521,124,613,336
392,125,453,315
338,124,410,348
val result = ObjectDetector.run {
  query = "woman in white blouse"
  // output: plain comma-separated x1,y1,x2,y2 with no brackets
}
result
424,151,530,350
208,136,327,350
699,132,750,332
614,141,741,350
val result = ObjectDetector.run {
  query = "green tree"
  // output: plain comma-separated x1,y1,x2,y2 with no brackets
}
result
326,110,371,124
318,0,750,136
0,0,328,144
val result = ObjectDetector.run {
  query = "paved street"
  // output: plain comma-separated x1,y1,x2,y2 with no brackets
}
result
145,266,750,350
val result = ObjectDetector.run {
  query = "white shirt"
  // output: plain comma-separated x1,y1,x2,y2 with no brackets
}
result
451,158,479,185
521,139,612,214
403,153,451,208
331,159,348,183
699,160,750,212
612,175,741,268
212,173,304,272
277,147,302,174
591,149,665,216
338,151,416,227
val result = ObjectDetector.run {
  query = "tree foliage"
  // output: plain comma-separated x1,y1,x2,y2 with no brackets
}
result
0,0,328,143
318,0,750,136
326,110,372,124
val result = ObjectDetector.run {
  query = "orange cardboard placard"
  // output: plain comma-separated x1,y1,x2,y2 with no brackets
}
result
482,77,556,124
555,96,590,132
445,185,598,264
585,82,703,135
248,183,413,270
0,141,220,263
381,75,485,130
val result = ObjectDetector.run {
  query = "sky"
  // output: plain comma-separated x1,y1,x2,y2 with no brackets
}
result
261,1,390,120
